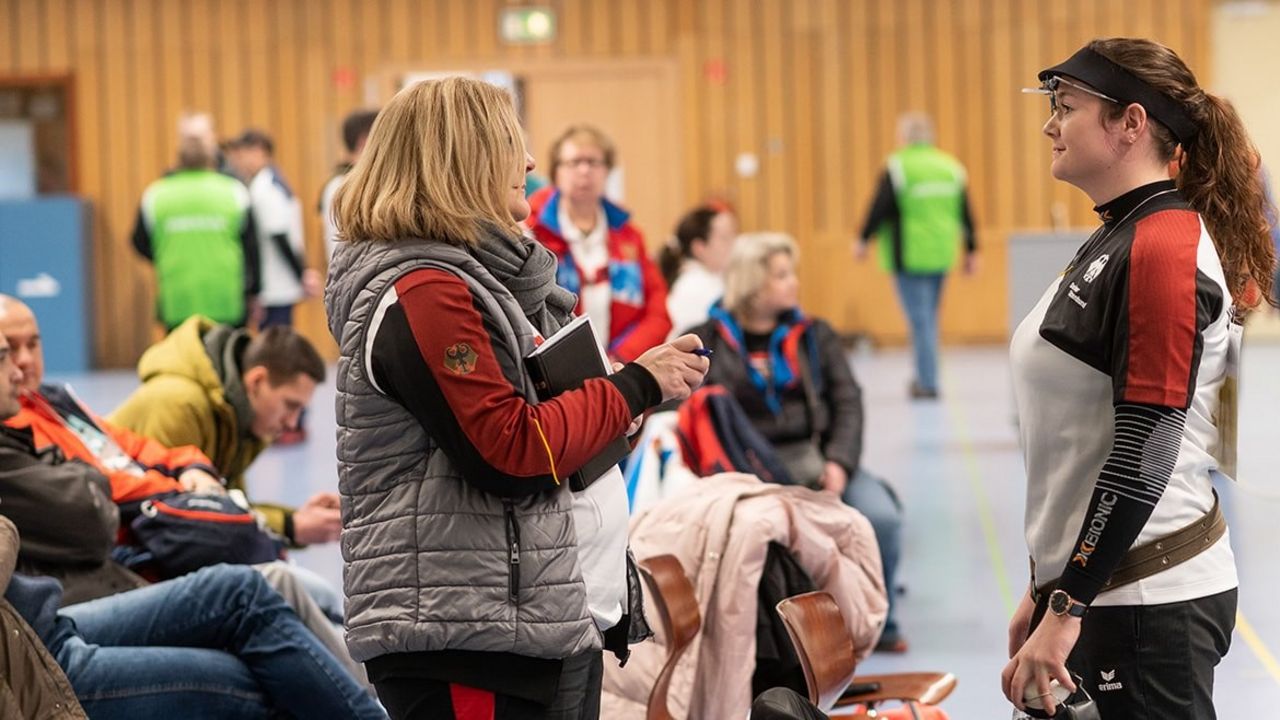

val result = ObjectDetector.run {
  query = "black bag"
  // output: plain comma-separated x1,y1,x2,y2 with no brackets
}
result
751,687,830,720
129,492,285,577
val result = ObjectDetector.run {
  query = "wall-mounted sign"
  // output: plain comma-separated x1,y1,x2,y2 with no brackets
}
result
500,7,555,44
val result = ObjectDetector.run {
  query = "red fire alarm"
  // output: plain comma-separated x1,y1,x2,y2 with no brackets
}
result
703,59,728,85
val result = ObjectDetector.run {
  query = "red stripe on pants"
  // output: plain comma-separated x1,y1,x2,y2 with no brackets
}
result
449,684,496,720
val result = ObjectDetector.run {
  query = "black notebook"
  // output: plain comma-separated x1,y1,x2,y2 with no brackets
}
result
524,314,631,492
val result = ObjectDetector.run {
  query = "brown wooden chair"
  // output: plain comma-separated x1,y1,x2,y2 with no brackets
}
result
775,591,957,715
637,555,702,720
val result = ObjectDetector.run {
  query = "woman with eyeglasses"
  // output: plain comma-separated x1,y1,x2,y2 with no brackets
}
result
527,125,673,362
1002,39,1274,719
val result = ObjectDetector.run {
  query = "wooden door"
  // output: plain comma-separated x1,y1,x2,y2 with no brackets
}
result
521,60,683,250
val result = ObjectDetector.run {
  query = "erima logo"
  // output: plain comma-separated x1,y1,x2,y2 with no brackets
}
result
1083,254,1110,283
1098,669,1124,692
1071,492,1119,567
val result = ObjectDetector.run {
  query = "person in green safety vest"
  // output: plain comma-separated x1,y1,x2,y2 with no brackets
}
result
855,112,978,400
131,112,261,332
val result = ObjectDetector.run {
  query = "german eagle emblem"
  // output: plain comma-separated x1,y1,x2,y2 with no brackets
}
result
444,343,479,376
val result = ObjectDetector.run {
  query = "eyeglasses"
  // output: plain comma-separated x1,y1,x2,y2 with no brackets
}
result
558,157,607,171
1021,76,1120,120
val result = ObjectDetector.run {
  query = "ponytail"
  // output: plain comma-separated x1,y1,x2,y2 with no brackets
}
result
657,241,685,288
1091,38,1276,309
660,206,721,287
1178,93,1275,307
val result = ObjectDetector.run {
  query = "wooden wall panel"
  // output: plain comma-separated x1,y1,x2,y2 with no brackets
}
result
0,0,1212,366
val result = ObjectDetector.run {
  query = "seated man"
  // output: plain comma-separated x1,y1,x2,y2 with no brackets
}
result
0,294,224,503
0,318,366,684
109,316,340,548
0,335,146,605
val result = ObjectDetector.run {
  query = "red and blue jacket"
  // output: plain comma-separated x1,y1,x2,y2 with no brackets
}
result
527,188,672,362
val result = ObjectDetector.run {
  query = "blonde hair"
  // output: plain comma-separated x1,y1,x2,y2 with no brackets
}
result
332,77,526,245
548,124,616,185
723,232,799,315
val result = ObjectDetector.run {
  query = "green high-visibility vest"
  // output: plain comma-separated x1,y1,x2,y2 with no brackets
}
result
876,144,967,274
141,170,250,328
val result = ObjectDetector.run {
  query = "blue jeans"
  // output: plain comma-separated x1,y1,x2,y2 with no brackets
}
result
259,304,295,330
841,469,904,640
57,564,386,720
893,273,946,392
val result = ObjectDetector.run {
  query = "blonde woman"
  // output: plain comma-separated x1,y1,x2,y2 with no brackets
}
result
324,78,708,719
687,232,908,652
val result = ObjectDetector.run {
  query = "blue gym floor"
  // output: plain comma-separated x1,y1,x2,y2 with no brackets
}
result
56,337,1280,718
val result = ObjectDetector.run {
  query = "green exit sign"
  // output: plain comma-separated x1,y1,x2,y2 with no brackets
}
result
500,7,556,44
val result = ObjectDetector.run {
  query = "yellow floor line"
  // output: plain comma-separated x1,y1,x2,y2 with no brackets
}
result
941,368,1018,616
1236,611,1280,685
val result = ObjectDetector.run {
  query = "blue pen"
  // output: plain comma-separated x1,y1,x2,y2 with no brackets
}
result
692,348,714,358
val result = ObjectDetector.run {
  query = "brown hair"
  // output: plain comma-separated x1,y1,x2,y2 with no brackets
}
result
331,77,526,245
658,206,721,286
1091,38,1276,307
243,327,326,386
547,124,616,186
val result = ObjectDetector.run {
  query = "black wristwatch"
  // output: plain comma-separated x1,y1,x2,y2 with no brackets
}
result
1048,589,1088,618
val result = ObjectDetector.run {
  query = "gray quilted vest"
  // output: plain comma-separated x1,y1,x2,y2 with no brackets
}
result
325,238,599,664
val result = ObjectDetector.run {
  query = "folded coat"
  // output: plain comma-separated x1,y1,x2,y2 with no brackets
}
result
602,473,887,719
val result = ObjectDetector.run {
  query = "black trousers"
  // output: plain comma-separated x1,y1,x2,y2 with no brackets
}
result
1030,588,1237,719
373,651,603,720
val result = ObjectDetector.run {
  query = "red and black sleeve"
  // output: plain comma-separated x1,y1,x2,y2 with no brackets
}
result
370,268,659,498
1058,210,1222,604
1109,209,1223,408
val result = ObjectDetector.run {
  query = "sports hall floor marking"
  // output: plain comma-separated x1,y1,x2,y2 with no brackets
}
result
1238,610,1280,685
941,367,1017,616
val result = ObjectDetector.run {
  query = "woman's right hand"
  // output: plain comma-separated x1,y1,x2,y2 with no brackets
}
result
633,334,711,403
1008,587,1036,658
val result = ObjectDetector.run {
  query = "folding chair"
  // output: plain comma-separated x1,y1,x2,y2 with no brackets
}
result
775,591,956,717
637,555,702,720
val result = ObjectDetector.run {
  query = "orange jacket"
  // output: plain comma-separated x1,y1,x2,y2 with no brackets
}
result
4,385,216,504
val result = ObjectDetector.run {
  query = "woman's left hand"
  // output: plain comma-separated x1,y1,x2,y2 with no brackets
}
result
1001,613,1080,714
819,461,848,496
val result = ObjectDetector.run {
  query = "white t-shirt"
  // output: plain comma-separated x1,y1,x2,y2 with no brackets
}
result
666,259,724,340
1010,200,1237,607
572,467,629,631
249,166,306,306
558,204,611,352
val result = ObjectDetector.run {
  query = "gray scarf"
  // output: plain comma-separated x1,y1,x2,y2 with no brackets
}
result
203,323,256,440
471,225,578,337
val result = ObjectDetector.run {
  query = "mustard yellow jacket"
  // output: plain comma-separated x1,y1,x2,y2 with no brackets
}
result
108,317,292,537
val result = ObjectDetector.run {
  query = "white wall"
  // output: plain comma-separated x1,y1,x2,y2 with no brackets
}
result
1212,0,1280,172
